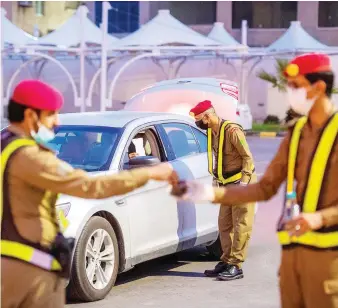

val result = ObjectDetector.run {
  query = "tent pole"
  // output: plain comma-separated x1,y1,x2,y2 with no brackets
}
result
79,6,86,112
107,52,160,110
100,1,111,112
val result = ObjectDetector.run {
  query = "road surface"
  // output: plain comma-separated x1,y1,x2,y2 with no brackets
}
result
67,136,284,308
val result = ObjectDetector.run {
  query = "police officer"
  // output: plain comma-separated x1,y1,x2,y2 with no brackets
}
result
176,53,338,307
189,100,256,281
1,80,176,308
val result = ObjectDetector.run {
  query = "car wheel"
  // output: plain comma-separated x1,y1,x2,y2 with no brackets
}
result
67,216,119,302
206,236,222,260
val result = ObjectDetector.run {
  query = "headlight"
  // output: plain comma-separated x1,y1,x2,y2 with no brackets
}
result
56,202,71,217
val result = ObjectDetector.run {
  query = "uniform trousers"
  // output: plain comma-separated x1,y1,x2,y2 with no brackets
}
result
218,174,257,268
1,258,65,308
279,246,338,308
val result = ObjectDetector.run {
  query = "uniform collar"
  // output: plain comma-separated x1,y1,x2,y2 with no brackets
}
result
212,118,222,137
7,124,31,138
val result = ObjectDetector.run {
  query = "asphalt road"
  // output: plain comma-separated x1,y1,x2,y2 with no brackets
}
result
67,136,284,308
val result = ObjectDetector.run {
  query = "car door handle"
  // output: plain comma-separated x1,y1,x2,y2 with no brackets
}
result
115,199,126,206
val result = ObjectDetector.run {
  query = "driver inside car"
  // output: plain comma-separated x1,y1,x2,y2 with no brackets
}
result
128,141,139,159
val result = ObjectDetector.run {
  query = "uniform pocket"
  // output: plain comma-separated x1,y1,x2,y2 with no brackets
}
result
324,279,338,295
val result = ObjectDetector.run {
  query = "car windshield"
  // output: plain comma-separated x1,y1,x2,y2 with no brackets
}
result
48,125,122,172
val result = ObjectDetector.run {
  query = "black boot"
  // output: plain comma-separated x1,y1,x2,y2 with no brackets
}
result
204,262,229,277
217,265,244,281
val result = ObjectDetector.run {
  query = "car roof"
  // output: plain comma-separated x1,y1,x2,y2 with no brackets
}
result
145,77,238,89
59,111,195,128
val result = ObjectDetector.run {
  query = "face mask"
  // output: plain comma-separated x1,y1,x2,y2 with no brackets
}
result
31,123,55,146
286,87,316,116
195,120,209,130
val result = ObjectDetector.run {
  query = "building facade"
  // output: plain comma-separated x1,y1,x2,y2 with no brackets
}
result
3,1,338,46
1,1,95,36
138,1,338,46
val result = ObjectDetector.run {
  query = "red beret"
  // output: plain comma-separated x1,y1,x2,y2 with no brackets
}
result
189,100,213,116
284,53,331,78
11,80,64,111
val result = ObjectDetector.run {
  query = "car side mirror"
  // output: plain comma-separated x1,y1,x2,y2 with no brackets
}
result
124,156,161,170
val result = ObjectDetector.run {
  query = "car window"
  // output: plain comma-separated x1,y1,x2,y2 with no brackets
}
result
192,128,207,153
49,126,121,172
122,128,164,169
162,123,199,159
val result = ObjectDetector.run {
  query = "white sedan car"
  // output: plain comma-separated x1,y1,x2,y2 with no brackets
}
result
51,111,223,302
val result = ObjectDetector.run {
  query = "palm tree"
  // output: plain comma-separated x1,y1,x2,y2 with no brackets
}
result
257,59,338,125
257,58,338,93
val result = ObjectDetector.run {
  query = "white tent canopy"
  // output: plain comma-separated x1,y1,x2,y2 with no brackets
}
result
32,5,118,47
115,9,221,47
1,7,37,46
208,22,241,46
267,21,329,52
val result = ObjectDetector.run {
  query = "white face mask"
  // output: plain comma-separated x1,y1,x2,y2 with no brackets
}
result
31,123,55,146
286,87,316,116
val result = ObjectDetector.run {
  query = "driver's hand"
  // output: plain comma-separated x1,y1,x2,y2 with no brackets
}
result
147,163,176,182
128,152,139,159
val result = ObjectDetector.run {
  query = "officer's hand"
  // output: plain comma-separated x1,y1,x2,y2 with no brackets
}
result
171,181,216,203
147,163,176,182
285,212,323,237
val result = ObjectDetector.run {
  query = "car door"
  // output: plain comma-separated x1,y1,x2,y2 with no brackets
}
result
119,125,182,265
158,122,218,249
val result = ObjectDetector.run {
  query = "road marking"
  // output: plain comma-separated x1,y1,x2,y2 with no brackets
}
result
259,132,277,138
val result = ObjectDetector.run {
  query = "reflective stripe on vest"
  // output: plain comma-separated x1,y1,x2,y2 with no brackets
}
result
1,138,62,271
278,113,338,249
207,121,242,185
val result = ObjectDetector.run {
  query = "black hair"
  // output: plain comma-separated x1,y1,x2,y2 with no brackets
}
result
304,71,334,98
7,99,41,123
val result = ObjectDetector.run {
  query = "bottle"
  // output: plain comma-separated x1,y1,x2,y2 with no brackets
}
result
278,191,301,230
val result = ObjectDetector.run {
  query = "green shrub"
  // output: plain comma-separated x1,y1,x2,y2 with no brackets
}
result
264,115,280,124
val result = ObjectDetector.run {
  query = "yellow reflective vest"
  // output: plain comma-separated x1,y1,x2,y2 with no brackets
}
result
1,131,62,271
207,120,243,185
278,114,338,249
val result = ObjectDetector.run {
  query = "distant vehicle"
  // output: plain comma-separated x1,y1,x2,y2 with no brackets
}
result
124,77,253,130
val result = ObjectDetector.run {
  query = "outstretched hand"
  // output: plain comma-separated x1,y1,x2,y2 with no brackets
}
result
170,181,216,203
147,163,178,183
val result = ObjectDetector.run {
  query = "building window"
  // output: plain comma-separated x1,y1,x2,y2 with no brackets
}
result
318,1,338,27
168,1,216,25
232,1,297,29
35,1,44,16
95,1,139,34
150,1,216,25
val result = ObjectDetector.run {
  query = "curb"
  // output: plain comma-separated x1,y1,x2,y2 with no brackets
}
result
245,131,287,138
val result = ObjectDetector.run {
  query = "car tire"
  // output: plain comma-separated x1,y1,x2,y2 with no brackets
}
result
67,216,119,302
206,236,222,260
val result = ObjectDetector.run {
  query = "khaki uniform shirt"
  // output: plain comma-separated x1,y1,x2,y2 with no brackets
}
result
214,121,338,228
212,120,255,184
5,127,151,247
